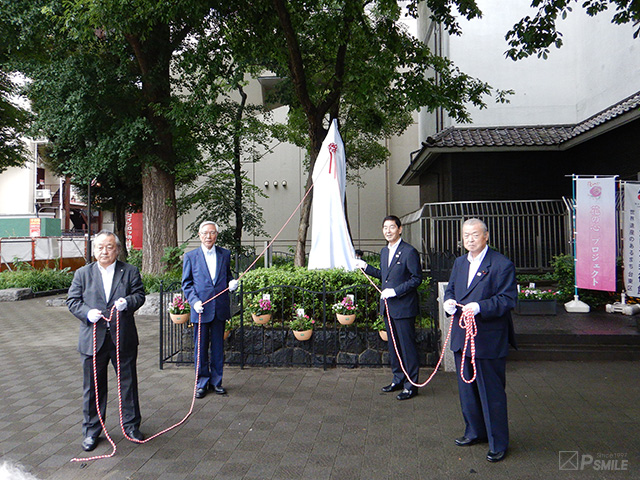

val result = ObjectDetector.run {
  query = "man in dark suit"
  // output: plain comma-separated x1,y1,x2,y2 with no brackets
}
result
355,215,423,400
67,230,146,452
444,218,517,463
182,221,238,399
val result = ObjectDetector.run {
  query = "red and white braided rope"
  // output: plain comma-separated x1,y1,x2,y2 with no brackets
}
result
357,268,477,388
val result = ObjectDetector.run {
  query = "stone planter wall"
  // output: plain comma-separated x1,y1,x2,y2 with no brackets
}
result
174,325,438,368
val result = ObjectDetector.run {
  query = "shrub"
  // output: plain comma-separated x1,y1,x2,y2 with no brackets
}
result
142,272,182,294
238,265,432,326
127,249,143,270
551,254,618,308
0,266,73,292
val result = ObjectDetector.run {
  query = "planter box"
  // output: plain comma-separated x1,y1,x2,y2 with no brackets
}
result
514,299,557,315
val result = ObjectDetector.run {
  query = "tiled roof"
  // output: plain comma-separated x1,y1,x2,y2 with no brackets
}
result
422,91,640,149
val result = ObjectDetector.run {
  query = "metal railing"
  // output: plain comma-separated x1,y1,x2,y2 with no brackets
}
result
159,280,438,370
401,199,571,273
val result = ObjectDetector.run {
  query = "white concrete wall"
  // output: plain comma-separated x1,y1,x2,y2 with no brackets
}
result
0,164,34,215
418,0,640,130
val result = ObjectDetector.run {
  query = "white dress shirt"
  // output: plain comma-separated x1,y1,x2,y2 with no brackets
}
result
97,261,116,302
201,244,217,282
387,238,402,267
467,245,488,288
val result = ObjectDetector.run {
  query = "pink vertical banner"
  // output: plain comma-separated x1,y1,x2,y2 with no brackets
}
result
575,177,617,291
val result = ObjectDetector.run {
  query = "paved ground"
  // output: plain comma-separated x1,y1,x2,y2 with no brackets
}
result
1,297,638,479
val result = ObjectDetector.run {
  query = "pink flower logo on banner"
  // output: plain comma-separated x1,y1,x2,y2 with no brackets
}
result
589,185,602,198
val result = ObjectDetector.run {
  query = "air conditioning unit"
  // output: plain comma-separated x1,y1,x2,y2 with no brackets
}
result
35,189,52,201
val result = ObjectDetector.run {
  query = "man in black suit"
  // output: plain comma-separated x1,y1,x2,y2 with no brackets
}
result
67,230,146,452
444,218,517,463
356,215,423,400
182,221,238,399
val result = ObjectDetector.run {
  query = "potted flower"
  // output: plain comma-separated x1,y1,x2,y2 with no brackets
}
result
288,306,315,341
332,295,357,325
249,297,272,325
515,287,561,315
168,294,190,324
371,316,387,341
224,316,241,340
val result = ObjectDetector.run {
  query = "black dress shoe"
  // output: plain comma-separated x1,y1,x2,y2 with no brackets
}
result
455,436,488,447
381,383,403,393
487,450,507,462
396,389,417,400
211,385,227,395
81,436,99,452
195,387,207,398
125,428,145,442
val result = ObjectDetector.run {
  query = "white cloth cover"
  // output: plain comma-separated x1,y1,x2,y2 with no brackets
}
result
307,119,356,270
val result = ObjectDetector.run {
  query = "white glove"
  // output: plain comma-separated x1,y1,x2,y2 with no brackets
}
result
228,279,238,292
87,309,102,323
380,288,396,299
114,297,127,311
462,302,480,316
443,299,458,316
193,301,204,314
354,259,367,269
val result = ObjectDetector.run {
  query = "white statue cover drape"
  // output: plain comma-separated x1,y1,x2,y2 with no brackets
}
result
307,119,356,270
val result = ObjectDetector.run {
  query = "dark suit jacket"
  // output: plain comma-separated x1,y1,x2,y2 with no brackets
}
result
182,245,232,323
364,239,423,318
445,248,517,358
67,260,146,356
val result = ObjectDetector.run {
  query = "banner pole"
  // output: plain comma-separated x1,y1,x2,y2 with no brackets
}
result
564,174,590,313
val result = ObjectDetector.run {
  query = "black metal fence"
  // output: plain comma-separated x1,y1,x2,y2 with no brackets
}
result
159,280,439,370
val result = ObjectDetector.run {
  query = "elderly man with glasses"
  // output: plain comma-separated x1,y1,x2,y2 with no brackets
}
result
182,221,238,399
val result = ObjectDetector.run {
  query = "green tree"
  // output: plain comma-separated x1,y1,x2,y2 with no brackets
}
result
19,0,229,274
227,0,501,266
505,0,640,60
0,1,33,172
177,87,271,255
27,45,146,256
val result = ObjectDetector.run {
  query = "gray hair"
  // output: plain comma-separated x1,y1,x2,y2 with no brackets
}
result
463,218,488,233
198,221,219,232
93,230,122,249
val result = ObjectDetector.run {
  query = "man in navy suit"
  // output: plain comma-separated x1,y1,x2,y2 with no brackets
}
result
182,221,238,399
67,231,146,452
444,218,517,463
356,215,423,400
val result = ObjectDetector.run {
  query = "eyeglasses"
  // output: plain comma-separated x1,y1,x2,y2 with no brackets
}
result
199,231,217,237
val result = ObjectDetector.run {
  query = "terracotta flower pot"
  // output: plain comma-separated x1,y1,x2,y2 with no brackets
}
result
252,313,272,325
293,329,313,341
378,330,388,341
170,313,190,325
336,313,356,325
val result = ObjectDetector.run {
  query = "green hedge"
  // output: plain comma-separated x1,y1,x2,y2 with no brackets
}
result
0,267,73,292
238,265,432,328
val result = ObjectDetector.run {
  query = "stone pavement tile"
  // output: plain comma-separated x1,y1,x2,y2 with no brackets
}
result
3,298,640,480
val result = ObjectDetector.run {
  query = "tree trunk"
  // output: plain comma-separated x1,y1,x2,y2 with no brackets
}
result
294,121,326,266
127,25,178,274
113,201,128,261
142,165,177,274
232,87,248,257
294,171,313,266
